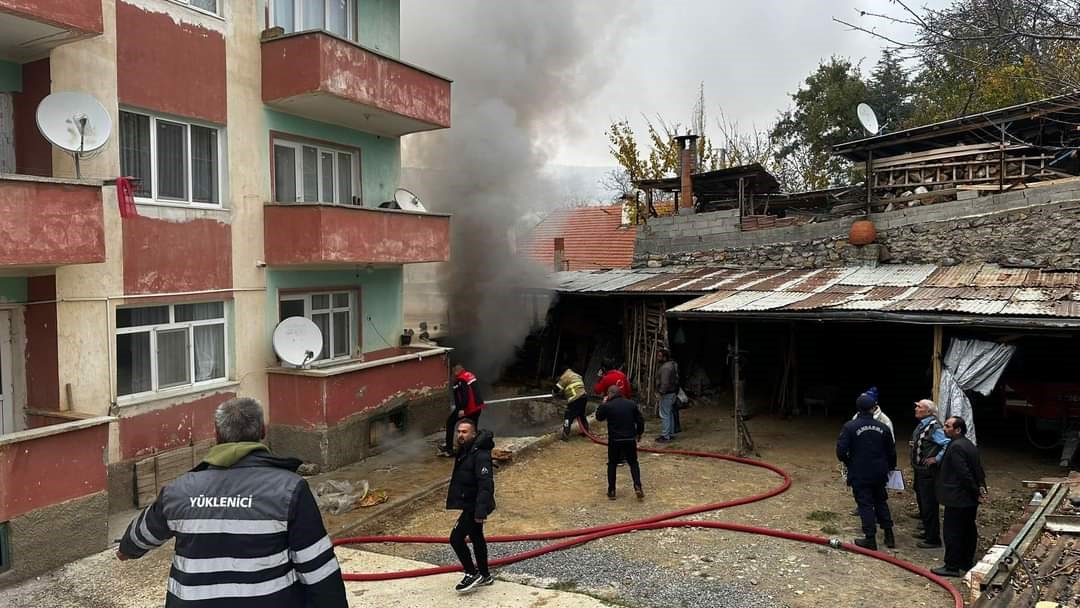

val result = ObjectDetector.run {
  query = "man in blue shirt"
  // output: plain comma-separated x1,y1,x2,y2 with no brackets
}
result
911,399,950,548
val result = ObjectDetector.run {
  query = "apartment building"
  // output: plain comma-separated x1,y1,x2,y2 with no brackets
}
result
0,0,452,582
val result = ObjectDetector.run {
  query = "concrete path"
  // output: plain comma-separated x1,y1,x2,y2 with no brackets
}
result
0,543,611,608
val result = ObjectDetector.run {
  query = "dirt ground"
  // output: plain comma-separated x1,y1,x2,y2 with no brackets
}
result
356,400,1061,608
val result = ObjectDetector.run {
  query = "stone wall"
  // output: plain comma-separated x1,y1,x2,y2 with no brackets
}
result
635,184,1080,269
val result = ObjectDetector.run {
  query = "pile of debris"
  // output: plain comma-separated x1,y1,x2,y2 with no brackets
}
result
969,473,1080,607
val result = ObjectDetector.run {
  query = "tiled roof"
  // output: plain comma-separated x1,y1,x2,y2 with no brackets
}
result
522,204,636,271
546,263,1080,326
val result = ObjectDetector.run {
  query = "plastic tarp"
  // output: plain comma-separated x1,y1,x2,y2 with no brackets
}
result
939,338,1016,445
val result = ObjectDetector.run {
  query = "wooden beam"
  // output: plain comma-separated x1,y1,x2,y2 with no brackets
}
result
932,326,943,403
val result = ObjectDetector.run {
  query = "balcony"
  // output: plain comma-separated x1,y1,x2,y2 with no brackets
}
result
263,203,450,267
261,31,451,137
0,0,104,61
0,175,105,270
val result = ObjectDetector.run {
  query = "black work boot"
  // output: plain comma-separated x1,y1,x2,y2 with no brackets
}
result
883,528,896,549
853,536,877,550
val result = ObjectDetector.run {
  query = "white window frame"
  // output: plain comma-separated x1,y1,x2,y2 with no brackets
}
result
273,138,360,205
115,302,229,400
120,109,224,208
270,0,356,40
279,291,356,364
168,0,223,18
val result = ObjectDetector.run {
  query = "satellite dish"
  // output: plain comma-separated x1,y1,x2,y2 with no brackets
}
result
36,92,113,178
856,103,880,136
272,317,323,367
394,188,427,212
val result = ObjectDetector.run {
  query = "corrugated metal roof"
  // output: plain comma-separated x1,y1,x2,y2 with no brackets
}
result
548,263,1080,322
557,263,1080,320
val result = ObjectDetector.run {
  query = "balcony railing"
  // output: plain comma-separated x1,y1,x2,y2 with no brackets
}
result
0,175,105,269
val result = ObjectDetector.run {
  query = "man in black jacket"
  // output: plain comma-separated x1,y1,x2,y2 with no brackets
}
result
932,416,988,577
116,397,347,608
596,384,645,500
446,418,496,593
837,392,897,551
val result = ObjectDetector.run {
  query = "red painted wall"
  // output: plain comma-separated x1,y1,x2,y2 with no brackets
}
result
0,422,108,521
122,217,232,295
118,392,234,460
115,1,226,123
0,0,104,34
262,33,451,128
11,58,53,177
0,179,104,267
267,352,449,429
24,275,59,410
264,205,450,266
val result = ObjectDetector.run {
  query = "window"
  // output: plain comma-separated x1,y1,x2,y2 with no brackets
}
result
169,0,220,16
273,139,358,204
120,110,222,206
271,0,354,40
279,291,355,362
116,302,227,398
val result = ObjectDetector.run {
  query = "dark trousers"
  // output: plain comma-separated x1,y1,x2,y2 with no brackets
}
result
563,397,589,433
914,469,941,542
607,440,642,492
449,510,489,577
852,483,893,538
943,505,978,570
444,411,480,451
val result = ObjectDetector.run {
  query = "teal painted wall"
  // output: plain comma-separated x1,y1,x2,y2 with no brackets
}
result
0,278,27,303
266,267,403,355
358,0,400,57
265,110,400,206
0,61,21,92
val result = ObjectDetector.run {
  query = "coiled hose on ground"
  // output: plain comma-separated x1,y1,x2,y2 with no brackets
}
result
334,425,964,608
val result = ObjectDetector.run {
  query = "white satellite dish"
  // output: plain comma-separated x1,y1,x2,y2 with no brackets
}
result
272,317,323,367
856,103,880,136
36,91,113,179
394,187,428,212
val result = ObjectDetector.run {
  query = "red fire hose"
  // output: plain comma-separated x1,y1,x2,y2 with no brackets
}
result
334,427,964,608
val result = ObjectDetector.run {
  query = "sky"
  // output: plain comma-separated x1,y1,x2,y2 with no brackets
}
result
402,0,934,170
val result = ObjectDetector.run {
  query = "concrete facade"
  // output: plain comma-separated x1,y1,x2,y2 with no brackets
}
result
636,184,1080,269
0,0,451,584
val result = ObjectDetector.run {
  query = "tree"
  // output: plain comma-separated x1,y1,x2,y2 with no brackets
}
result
866,49,915,130
835,0,1080,121
770,57,869,189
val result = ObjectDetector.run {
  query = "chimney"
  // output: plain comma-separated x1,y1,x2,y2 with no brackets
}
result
674,134,699,214
553,237,567,271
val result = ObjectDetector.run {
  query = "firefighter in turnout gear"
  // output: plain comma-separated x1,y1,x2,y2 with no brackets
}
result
554,365,589,439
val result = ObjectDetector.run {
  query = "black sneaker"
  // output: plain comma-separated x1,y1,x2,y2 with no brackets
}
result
476,575,495,587
607,490,616,500
455,573,481,592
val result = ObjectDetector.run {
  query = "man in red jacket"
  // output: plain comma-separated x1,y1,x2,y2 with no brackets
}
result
440,364,486,456
594,358,632,400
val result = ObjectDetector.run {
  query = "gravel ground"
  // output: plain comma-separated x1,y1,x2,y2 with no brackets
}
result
416,536,788,608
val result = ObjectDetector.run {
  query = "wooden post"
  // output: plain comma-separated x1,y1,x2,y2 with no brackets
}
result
865,151,873,215
932,326,943,403
734,323,743,450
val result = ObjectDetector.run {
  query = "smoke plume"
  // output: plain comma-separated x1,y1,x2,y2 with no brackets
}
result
400,1,642,382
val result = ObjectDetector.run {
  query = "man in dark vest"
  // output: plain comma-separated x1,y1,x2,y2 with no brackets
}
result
911,399,950,549
837,392,897,550
116,397,347,607
932,416,988,577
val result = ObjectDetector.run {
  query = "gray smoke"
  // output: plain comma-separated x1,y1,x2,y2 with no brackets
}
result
400,1,642,381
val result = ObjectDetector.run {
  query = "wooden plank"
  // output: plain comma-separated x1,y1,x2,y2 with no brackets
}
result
135,456,158,508
156,446,195,488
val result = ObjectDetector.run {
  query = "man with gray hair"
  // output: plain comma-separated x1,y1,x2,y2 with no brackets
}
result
116,397,347,607
911,398,950,549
